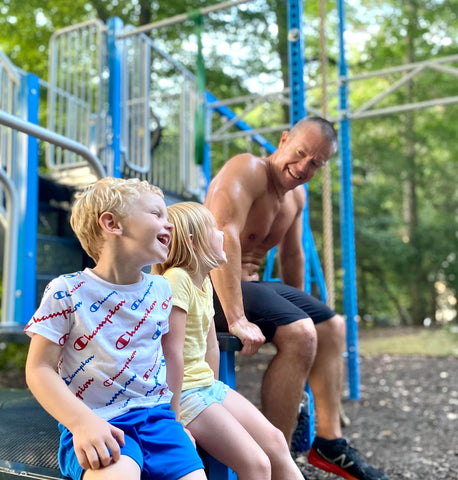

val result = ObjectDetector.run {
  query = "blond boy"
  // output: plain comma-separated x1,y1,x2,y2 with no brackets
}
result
25,177,206,480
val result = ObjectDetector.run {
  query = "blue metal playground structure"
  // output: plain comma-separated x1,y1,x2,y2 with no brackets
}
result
0,0,365,478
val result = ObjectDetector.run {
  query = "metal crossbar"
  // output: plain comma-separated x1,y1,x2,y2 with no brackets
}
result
204,54,458,144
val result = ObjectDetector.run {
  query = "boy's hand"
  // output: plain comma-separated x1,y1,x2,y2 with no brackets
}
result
72,415,125,470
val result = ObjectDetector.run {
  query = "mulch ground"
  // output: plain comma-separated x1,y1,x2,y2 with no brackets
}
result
1,347,457,479
236,347,458,479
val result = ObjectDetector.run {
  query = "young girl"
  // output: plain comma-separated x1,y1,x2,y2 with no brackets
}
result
154,202,305,480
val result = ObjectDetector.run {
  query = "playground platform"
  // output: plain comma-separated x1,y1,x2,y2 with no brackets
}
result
0,333,242,480
0,388,64,479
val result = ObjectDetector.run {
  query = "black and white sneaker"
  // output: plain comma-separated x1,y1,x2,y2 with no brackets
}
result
308,437,390,480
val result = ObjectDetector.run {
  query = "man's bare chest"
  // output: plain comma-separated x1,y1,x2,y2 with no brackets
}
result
241,197,297,250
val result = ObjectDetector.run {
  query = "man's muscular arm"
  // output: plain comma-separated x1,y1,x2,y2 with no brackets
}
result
205,154,266,356
278,186,306,290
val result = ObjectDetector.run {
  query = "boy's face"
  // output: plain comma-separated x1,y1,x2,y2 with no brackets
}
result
120,192,172,265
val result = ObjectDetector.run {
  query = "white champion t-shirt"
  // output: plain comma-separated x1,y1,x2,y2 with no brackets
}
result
25,268,173,420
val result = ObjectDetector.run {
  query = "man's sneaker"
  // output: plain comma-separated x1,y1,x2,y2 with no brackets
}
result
291,390,313,456
308,436,390,480
291,401,310,456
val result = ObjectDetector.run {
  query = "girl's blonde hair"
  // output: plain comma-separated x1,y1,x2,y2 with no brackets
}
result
154,202,222,276
71,177,163,262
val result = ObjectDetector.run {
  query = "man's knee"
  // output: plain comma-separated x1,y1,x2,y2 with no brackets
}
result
273,318,317,358
317,314,346,351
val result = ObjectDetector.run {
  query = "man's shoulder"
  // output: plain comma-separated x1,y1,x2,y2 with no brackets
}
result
290,185,306,204
225,152,267,170
211,153,269,191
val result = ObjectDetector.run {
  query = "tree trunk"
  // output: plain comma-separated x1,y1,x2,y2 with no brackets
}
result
403,0,425,325
139,0,153,26
373,267,411,326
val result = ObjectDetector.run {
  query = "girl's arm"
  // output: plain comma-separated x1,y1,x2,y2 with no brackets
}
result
205,320,220,380
162,305,187,420
25,334,125,471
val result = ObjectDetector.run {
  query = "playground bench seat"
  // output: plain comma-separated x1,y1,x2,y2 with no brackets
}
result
0,333,242,480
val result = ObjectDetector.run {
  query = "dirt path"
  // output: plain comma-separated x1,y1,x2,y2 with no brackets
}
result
236,347,458,479
1,346,456,479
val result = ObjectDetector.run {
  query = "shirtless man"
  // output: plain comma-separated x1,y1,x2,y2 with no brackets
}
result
204,117,390,480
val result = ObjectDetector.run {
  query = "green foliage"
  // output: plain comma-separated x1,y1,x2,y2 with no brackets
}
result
0,342,28,372
0,0,94,78
0,0,456,326
304,0,458,325
344,100,458,324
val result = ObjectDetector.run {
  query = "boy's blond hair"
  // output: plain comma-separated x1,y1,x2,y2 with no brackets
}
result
153,202,221,276
71,177,163,262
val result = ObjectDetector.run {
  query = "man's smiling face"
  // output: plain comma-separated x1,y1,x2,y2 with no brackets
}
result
273,123,335,190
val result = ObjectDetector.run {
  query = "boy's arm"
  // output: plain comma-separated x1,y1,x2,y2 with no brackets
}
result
162,305,187,420
25,334,125,471
205,320,220,380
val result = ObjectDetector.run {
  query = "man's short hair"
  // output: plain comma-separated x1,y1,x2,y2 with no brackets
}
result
70,177,163,262
289,116,338,155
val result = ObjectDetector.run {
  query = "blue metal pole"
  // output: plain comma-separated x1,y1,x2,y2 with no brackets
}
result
206,92,276,154
287,0,305,125
306,226,328,304
287,0,316,451
262,246,278,281
15,73,39,326
203,92,215,195
107,17,123,178
337,0,360,401
287,0,313,294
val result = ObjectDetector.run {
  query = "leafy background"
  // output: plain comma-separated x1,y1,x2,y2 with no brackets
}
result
0,0,457,327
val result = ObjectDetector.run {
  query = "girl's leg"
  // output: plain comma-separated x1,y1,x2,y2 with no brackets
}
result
82,455,140,480
222,389,304,480
187,402,271,480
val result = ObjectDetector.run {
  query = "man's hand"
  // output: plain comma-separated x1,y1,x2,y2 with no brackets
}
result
229,318,266,357
72,415,125,471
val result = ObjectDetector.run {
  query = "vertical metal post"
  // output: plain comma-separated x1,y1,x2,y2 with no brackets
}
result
203,92,214,195
287,0,312,294
15,73,39,326
0,170,19,329
287,0,316,452
287,0,305,124
107,17,123,178
211,335,238,479
337,0,360,400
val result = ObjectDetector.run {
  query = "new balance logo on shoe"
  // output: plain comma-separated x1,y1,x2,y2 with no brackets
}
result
308,437,390,480
316,448,355,470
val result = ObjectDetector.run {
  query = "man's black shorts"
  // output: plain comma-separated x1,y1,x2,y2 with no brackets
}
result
213,281,336,342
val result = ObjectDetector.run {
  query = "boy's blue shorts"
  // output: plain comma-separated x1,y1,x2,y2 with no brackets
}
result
58,404,203,480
